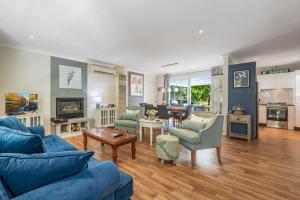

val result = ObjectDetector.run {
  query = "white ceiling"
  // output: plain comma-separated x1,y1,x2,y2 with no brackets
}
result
0,0,300,74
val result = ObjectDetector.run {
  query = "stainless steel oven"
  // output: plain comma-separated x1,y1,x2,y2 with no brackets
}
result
267,103,288,129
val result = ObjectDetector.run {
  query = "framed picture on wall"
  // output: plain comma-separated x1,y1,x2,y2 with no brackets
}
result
59,65,82,89
234,70,249,88
130,73,143,96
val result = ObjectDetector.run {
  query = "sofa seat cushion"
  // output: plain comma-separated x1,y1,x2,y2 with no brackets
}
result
43,135,77,152
169,128,201,144
115,171,134,200
0,116,30,133
0,151,94,197
115,120,137,127
0,126,45,154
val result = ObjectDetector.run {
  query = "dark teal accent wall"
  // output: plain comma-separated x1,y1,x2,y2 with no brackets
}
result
50,57,88,119
228,62,258,138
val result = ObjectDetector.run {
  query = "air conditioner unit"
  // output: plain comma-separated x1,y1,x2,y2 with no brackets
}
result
89,64,116,76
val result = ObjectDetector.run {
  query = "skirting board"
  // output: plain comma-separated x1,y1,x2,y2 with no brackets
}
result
294,127,300,131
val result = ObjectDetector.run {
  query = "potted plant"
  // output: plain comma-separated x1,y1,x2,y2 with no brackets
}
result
147,109,158,120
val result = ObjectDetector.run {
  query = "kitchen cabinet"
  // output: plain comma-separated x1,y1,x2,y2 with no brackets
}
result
258,105,267,124
295,70,300,128
259,72,295,90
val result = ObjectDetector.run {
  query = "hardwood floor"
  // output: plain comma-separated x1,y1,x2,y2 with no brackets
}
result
66,127,300,200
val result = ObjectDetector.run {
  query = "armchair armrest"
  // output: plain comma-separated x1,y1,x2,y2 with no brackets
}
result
13,161,120,200
199,115,224,149
27,126,45,138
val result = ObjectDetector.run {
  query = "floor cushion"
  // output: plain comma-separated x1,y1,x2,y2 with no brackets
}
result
0,126,45,154
0,151,93,197
0,116,30,133
169,128,201,144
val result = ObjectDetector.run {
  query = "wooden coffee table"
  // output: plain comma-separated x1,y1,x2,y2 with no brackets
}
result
82,128,137,164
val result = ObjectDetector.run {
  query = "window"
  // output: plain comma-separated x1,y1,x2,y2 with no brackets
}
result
169,79,189,106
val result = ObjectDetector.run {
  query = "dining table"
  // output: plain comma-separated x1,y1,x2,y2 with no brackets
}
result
168,106,186,123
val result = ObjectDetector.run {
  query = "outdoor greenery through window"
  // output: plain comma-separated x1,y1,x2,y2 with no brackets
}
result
169,76,211,106
191,85,211,106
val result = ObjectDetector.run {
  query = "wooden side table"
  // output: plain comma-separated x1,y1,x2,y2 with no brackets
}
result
139,119,165,146
227,114,251,141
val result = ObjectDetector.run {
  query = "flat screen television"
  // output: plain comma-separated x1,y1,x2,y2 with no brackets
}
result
5,93,38,115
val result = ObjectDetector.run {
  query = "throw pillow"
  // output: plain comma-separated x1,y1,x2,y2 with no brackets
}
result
0,151,94,197
122,113,137,121
182,120,206,132
125,109,140,116
0,126,45,154
189,114,216,128
0,116,30,133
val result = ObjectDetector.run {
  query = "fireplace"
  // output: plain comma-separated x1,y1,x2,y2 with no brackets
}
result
56,98,84,119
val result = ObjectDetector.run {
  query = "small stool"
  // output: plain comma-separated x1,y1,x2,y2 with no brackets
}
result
156,134,179,164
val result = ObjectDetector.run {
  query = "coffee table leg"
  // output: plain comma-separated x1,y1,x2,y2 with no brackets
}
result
83,134,87,150
101,142,104,147
112,147,118,164
132,141,136,159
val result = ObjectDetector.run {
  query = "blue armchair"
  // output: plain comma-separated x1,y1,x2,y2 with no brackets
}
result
169,112,224,166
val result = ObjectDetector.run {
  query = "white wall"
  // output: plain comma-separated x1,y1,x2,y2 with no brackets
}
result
0,46,51,133
87,72,115,121
144,74,157,105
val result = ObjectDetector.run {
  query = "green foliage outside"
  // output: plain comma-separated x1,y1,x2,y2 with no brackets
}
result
169,84,211,106
191,85,211,106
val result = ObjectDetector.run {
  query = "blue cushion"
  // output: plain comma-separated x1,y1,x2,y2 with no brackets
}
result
0,116,30,133
27,126,45,138
43,135,77,152
115,171,134,200
0,126,45,154
0,177,10,200
0,151,94,197
10,161,120,200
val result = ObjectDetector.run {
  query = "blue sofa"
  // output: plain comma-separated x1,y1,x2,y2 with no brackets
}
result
0,119,133,200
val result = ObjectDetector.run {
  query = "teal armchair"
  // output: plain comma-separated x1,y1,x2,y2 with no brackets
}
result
169,112,224,166
115,106,143,133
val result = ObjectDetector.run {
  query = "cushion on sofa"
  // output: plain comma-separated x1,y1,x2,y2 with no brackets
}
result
10,161,120,200
0,116,30,133
0,177,11,200
0,126,45,154
169,128,201,144
182,120,206,132
0,150,94,197
43,135,77,152
115,120,137,127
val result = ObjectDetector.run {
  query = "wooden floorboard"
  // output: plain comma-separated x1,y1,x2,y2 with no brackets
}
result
66,127,300,200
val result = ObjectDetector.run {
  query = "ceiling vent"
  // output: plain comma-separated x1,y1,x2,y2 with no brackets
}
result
89,64,116,76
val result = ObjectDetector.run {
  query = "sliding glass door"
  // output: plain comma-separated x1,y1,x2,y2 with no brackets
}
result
169,79,189,106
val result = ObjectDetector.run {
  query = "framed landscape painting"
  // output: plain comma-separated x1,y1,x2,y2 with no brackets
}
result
234,70,249,88
130,73,143,96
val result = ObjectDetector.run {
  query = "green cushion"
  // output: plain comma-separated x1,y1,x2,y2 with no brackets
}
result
182,120,206,132
121,113,137,121
115,120,137,128
169,128,201,144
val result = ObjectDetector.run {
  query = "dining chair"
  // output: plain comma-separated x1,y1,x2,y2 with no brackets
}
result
157,105,174,131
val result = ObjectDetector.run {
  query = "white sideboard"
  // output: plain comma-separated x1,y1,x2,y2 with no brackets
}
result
0,113,43,127
95,107,116,128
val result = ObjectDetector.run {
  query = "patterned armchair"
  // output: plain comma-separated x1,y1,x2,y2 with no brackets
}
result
115,106,143,133
169,112,224,166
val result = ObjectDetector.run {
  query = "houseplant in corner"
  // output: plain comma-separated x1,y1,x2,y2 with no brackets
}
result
147,109,158,120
